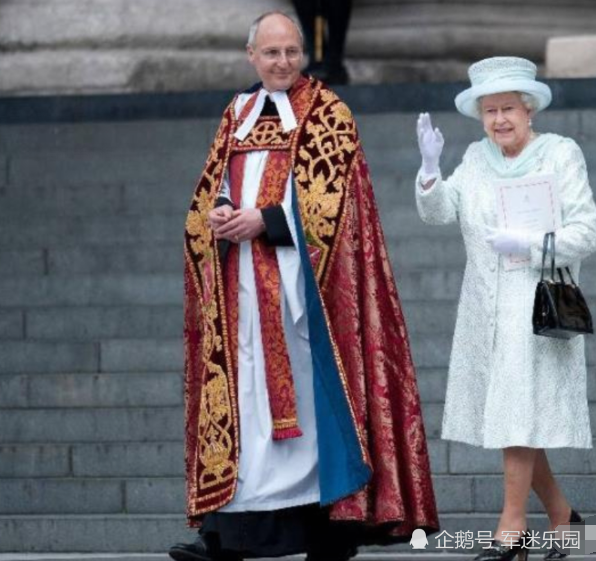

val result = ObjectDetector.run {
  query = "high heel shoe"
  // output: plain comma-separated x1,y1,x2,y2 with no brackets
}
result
543,509,583,560
474,530,530,561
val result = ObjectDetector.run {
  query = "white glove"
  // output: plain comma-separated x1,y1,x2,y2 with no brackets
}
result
416,112,444,175
485,227,531,256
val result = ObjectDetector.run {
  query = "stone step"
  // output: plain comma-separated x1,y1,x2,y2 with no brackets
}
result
2,438,595,482
0,309,24,339
0,210,463,248
0,552,434,561
23,306,184,340
0,146,425,194
0,249,46,277
0,556,175,561
2,109,590,155
0,372,183,409
16,291,596,343
2,146,595,216
0,406,183,443
3,319,596,375
0,341,100,374
2,267,596,310
0,119,220,155
0,364,593,418
0,439,446,478
0,552,594,561
4,148,201,190
10,301,457,341
0,401,441,443
0,512,593,553
2,474,596,516
0,172,422,217
0,514,195,553
1,398,594,446
5,332,594,374
0,442,185,479
5,234,596,277
0,368,444,409
6,236,596,279
0,274,183,308
0,234,468,277
0,477,183,515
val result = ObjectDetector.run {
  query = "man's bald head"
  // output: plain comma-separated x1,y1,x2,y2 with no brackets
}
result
246,11,304,92
247,11,303,48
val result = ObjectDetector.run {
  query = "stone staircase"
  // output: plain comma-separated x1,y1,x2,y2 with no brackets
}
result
0,96,595,555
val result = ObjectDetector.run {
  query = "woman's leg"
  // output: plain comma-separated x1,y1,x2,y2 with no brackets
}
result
494,447,537,542
531,449,571,530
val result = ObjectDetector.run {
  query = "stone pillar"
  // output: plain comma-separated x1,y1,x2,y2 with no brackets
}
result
546,36,596,78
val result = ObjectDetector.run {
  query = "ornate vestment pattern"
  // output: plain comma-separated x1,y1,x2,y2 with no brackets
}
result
184,76,439,538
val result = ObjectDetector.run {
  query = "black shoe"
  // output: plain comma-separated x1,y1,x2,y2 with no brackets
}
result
169,535,212,561
544,509,583,560
474,530,530,561
306,545,357,561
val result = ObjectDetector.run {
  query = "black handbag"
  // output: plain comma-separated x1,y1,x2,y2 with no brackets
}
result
532,232,593,338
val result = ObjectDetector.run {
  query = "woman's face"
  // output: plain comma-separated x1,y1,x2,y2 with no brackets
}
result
480,92,532,157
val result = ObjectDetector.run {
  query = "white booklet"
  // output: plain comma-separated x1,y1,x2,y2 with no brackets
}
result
494,174,562,271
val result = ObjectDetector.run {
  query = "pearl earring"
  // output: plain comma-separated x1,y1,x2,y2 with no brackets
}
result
528,118,533,128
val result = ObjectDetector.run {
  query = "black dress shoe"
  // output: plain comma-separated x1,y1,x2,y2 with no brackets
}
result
169,535,212,561
474,530,530,561
306,544,357,561
544,509,583,560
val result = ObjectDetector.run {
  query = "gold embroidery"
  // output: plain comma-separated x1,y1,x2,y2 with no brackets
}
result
185,105,240,512
197,366,235,488
186,191,215,259
293,88,358,278
233,117,292,152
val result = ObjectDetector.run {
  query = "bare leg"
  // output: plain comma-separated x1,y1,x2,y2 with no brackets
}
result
494,447,537,543
531,449,571,530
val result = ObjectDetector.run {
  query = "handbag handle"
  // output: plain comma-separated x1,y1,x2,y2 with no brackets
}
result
540,232,556,282
540,232,578,287
557,266,578,287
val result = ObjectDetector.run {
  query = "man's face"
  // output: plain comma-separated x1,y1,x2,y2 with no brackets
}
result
247,14,304,93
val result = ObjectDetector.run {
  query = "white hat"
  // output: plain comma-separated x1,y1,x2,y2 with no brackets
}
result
454,56,552,119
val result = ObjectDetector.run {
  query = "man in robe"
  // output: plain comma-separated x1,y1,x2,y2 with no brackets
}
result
170,11,439,561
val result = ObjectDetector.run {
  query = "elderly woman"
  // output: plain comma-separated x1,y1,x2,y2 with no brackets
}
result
415,56,596,561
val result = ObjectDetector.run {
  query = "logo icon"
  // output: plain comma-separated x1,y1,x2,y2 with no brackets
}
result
410,528,429,549
553,513,596,555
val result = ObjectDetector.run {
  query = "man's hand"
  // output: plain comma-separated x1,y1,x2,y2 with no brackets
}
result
417,112,444,175
214,208,266,243
208,205,234,230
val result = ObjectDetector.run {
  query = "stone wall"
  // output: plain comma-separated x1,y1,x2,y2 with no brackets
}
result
1,0,595,96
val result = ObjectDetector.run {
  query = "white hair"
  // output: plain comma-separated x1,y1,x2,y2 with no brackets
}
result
247,11,303,47
476,91,539,116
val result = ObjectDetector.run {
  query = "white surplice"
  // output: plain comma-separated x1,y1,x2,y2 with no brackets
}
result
218,91,320,512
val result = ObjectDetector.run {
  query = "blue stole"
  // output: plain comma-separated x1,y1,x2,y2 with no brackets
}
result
291,183,372,505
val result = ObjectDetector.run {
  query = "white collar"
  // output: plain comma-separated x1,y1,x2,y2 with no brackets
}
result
234,88,298,141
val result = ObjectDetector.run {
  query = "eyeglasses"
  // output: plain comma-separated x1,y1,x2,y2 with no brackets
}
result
259,48,303,62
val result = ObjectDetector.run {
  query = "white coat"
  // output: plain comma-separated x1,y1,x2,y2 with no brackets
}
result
416,133,596,449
